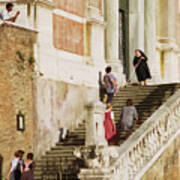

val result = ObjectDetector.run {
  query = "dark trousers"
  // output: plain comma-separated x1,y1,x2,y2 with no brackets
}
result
106,93,114,104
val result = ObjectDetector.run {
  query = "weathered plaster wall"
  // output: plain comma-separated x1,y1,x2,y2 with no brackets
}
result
0,23,36,176
34,78,97,157
141,133,180,180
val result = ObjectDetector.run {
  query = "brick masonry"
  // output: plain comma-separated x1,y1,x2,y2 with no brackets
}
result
0,23,36,176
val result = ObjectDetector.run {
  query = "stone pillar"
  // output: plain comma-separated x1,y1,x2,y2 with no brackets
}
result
85,101,107,146
129,0,144,82
105,0,125,85
156,0,180,83
144,0,161,84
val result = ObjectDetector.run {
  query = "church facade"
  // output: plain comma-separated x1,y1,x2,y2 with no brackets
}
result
0,0,180,177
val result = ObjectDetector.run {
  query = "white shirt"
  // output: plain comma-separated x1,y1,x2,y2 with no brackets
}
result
10,158,19,172
1,9,13,21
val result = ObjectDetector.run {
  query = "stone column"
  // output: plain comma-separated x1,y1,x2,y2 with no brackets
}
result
144,0,161,84
129,0,144,82
105,0,125,85
85,102,107,146
156,0,180,83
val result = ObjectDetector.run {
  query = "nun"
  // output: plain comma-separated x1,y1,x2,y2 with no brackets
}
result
133,49,151,86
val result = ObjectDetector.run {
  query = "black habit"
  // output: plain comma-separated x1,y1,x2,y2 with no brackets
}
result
133,51,151,82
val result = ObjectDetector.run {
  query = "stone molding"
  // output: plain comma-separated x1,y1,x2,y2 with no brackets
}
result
86,17,106,27
79,88,180,179
34,0,54,9
156,37,180,53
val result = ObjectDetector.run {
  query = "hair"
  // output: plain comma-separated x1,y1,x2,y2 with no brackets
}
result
18,150,24,157
6,3,14,9
14,151,20,158
106,103,112,109
27,153,34,160
126,99,133,106
105,66,112,73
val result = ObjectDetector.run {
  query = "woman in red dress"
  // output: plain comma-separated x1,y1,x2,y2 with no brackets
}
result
104,103,117,145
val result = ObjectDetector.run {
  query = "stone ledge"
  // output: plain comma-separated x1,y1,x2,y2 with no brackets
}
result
0,21,38,33
86,17,106,27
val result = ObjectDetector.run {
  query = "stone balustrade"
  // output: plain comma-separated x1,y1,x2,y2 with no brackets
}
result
79,89,180,180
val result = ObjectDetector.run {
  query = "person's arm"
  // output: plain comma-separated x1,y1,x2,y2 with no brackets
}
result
133,57,139,68
4,11,20,22
111,111,115,125
6,162,12,180
140,51,148,61
134,107,139,121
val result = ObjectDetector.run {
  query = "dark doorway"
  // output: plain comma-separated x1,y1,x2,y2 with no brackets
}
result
119,0,129,80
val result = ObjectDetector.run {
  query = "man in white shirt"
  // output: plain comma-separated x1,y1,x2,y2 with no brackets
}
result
1,3,20,22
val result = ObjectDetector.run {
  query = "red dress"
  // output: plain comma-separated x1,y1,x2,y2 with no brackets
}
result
104,109,117,144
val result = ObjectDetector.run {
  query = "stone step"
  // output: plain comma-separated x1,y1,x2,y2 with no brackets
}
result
34,83,180,180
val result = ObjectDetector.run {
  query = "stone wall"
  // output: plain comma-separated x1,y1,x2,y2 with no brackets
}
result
141,133,180,180
0,23,37,176
33,78,97,157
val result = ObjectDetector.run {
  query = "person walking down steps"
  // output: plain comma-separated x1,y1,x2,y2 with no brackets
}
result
133,49,151,86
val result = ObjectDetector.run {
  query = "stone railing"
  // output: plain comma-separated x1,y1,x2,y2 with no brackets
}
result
79,89,180,180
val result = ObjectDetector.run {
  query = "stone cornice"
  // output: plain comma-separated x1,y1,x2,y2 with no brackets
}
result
86,17,106,27
0,0,32,4
156,40,180,53
34,0,54,9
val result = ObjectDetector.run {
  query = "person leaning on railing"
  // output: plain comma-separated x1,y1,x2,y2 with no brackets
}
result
0,3,20,22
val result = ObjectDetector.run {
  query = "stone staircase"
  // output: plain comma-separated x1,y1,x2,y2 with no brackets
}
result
34,121,86,180
113,83,180,145
34,83,180,180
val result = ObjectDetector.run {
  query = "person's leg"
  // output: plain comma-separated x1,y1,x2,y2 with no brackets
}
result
106,93,114,103
139,81,143,86
144,80,147,86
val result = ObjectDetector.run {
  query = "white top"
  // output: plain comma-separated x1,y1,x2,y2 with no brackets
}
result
105,108,114,120
1,9,13,21
10,158,19,172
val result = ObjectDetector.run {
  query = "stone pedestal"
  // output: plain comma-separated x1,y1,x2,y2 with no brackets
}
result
85,101,107,146
77,146,119,180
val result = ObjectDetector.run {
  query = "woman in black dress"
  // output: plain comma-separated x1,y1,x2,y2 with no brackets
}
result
133,49,151,85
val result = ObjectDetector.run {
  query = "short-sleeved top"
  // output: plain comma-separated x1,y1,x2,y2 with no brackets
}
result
1,9,13,21
10,158,19,172
121,106,138,125
103,73,116,93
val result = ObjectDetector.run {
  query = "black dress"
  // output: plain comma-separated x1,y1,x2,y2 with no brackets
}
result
133,54,151,82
